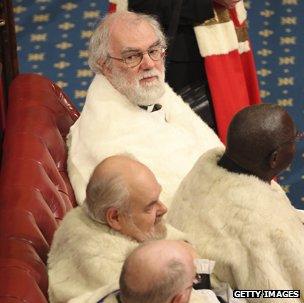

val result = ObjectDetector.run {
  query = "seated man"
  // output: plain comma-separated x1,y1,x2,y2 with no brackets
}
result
168,104,304,302
67,11,222,207
118,240,221,303
48,155,186,303
85,240,221,303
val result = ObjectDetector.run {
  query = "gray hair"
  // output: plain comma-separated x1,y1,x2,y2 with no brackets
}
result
83,174,129,224
88,11,167,74
120,259,189,303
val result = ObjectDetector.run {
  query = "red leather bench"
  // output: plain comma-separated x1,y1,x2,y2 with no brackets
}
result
0,74,80,302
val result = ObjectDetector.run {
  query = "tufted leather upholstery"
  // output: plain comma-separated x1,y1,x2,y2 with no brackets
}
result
0,74,80,302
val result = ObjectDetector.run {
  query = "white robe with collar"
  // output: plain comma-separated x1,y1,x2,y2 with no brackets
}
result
67,74,222,206
48,207,187,303
168,148,304,303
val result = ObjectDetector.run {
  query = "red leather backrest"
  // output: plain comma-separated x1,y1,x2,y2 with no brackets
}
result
8,74,79,137
0,63,6,138
0,73,80,302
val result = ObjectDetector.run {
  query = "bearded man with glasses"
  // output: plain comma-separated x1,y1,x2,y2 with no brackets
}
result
67,11,223,208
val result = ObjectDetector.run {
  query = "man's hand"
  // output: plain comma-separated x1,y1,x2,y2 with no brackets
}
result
213,0,241,9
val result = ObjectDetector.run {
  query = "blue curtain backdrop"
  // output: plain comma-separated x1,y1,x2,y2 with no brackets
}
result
13,0,304,209
246,0,304,210
13,0,109,108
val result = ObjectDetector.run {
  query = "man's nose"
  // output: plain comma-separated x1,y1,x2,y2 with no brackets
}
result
157,201,167,216
139,52,156,70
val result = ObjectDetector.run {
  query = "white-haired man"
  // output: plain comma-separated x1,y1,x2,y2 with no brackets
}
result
48,155,187,303
67,11,222,207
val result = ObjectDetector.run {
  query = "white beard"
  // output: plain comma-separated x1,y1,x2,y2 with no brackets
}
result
109,67,166,106
127,217,168,243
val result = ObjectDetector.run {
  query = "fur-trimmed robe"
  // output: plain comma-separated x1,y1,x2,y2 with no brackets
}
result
168,148,304,303
48,207,187,303
67,74,222,206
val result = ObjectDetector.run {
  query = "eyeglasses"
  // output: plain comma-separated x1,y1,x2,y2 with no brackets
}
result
108,46,166,68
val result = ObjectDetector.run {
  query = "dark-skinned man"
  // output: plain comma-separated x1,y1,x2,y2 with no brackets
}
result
168,104,304,303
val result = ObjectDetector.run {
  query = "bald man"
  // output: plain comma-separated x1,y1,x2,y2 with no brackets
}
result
120,240,197,303
119,240,226,303
93,240,221,303
67,11,222,208
169,104,304,302
48,156,187,303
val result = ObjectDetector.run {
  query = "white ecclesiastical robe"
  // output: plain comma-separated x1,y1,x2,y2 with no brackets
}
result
48,207,187,303
168,147,304,303
67,73,222,207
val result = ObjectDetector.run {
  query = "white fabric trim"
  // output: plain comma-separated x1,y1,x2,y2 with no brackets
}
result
238,40,250,54
235,1,247,24
194,21,238,57
110,0,128,11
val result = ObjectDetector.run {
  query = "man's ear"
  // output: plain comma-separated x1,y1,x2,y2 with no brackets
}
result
99,59,111,76
269,150,279,169
106,207,122,231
